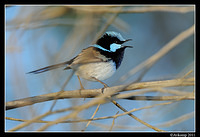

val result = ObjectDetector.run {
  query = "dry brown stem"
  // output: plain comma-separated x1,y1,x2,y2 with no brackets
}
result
6,77,194,110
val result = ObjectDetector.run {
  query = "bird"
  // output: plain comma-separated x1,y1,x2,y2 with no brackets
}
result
27,31,132,89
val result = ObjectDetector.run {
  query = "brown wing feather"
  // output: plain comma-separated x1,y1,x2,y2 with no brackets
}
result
65,47,108,69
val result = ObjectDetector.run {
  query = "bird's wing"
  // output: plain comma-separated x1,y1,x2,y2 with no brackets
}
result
65,47,109,69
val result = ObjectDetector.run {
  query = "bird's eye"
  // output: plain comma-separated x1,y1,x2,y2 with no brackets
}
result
115,41,119,44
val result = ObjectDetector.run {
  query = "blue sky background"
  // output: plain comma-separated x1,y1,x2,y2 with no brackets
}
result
5,5,194,131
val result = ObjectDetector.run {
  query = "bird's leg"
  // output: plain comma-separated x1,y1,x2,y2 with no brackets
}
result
77,75,86,101
91,77,109,93
91,77,120,97
91,77,109,88
77,75,85,90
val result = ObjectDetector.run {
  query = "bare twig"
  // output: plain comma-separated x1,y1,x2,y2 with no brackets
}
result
7,77,194,131
110,99,165,132
118,24,194,83
5,100,180,124
121,95,194,101
6,77,194,110
109,111,119,131
6,98,193,131
49,70,75,111
157,111,194,128
69,6,194,14
82,104,101,131
91,6,123,44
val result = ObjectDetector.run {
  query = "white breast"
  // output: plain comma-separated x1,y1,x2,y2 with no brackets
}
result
74,61,116,81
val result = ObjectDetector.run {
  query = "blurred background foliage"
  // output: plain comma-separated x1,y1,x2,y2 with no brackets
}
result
5,5,194,131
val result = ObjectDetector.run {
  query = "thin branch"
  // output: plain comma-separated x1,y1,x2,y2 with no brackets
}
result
91,6,123,44
8,111,53,132
82,104,101,131
109,111,119,131
7,99,192,132
118,24,194,83
8,81,165,131
5,100,179,124
157,111,194,128
121,95,194,101
89,111,194,130
6,77,194,110
49,70,75,111
110,99,165,132
35,87,126,131
7,77,194,131
69,6,194,14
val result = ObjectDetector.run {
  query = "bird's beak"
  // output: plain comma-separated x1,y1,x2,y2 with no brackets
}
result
122,45,133,48
124,39,132,42
123,39,133,48
122,39,133,48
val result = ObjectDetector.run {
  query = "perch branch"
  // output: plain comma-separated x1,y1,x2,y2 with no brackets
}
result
6,77,194,110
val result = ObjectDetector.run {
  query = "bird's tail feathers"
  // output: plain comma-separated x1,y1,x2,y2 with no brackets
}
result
27,60,71,74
